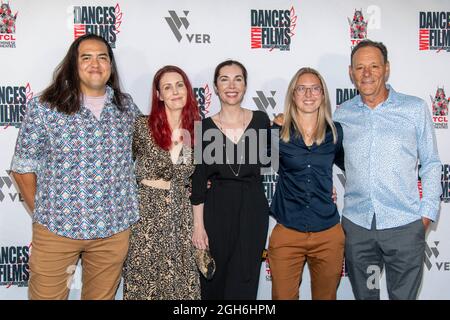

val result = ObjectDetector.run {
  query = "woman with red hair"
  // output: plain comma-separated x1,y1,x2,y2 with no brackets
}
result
123,65,201,299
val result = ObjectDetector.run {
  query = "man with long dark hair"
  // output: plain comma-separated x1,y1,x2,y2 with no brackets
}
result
10,34,141,300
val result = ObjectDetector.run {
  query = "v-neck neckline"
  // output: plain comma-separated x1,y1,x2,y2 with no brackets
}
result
169,142,184,165
209,111,255,146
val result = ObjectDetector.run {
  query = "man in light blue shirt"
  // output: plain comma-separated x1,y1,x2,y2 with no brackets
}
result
334,40,441,300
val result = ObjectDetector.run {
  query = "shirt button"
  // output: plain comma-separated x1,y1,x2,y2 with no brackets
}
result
306,205,310,208
307,164,311,168
307,179,311,183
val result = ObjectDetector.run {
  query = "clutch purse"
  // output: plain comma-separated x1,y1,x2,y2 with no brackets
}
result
194,248,216,280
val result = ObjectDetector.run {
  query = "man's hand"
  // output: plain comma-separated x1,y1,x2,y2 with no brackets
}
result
422,217,431,230
10,172,36,213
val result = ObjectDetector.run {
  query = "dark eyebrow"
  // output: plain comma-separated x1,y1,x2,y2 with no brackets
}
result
80,53,109,58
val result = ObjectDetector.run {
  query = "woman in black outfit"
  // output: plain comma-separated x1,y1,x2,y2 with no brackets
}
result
190,60,270,299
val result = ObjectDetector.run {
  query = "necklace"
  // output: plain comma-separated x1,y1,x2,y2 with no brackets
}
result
303,130,314,139
298,121,316,146
171,117,182,146
217,109,245,177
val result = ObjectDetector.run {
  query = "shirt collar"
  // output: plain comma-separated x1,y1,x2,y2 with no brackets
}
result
104,85,114,105
357,84,397,108
79,86,115,115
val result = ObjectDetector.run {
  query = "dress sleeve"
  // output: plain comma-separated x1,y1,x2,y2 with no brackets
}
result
190,120,208,205
334,122,345,171
190,161,208,205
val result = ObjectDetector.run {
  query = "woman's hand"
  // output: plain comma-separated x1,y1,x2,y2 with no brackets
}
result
192,225,209,250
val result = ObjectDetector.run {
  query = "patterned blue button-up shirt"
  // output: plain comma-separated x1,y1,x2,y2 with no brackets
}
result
11,86,140,239
333,85,441,230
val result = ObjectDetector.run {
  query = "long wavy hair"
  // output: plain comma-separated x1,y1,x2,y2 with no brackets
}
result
149,65,200,151
281,67,337,145
40,34,126,114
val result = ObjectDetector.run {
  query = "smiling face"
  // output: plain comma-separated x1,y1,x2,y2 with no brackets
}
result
293,73,323,116
77,39,111,96
215,64,246,107
350,46,390,107
158,72,187,112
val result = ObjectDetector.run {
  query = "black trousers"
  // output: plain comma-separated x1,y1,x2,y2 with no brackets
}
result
201,180,268,300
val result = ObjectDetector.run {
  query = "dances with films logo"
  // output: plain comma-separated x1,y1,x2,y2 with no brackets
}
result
73,4,123,48
430,87,448,129
0,246,30,287
250,7,297,51
165,10,211,44
335,88,359,108
263,170,278,206
0,1,18,48
0,83,33,128
419,11,450,52
193,84,212,120
261,249,271,281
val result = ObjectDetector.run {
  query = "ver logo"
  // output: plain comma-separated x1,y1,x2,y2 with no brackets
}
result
165,10,190,42
424,241,439,270
0,172,23,202
253,91,277,117
164,10,210,44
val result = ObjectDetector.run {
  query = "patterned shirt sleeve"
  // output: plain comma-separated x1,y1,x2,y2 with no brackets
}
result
125,93,142,117
416,99,442,221
10,98,48,174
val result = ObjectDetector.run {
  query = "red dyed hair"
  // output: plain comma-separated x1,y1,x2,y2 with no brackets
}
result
149,65,200,151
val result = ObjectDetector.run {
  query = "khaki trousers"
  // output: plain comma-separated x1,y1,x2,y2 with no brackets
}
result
268,223,345,300
29,223,130,300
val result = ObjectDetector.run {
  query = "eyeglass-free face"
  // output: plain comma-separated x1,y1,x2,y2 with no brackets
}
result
77,39,111,97
158,72,188,112
215,64,246,107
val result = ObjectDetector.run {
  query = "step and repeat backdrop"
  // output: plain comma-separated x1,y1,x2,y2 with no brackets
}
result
0,0,449,300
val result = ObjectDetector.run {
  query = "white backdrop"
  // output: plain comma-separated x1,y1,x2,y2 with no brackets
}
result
0,0,449,300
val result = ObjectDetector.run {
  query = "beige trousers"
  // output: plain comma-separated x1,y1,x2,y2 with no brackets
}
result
28,223,130,300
